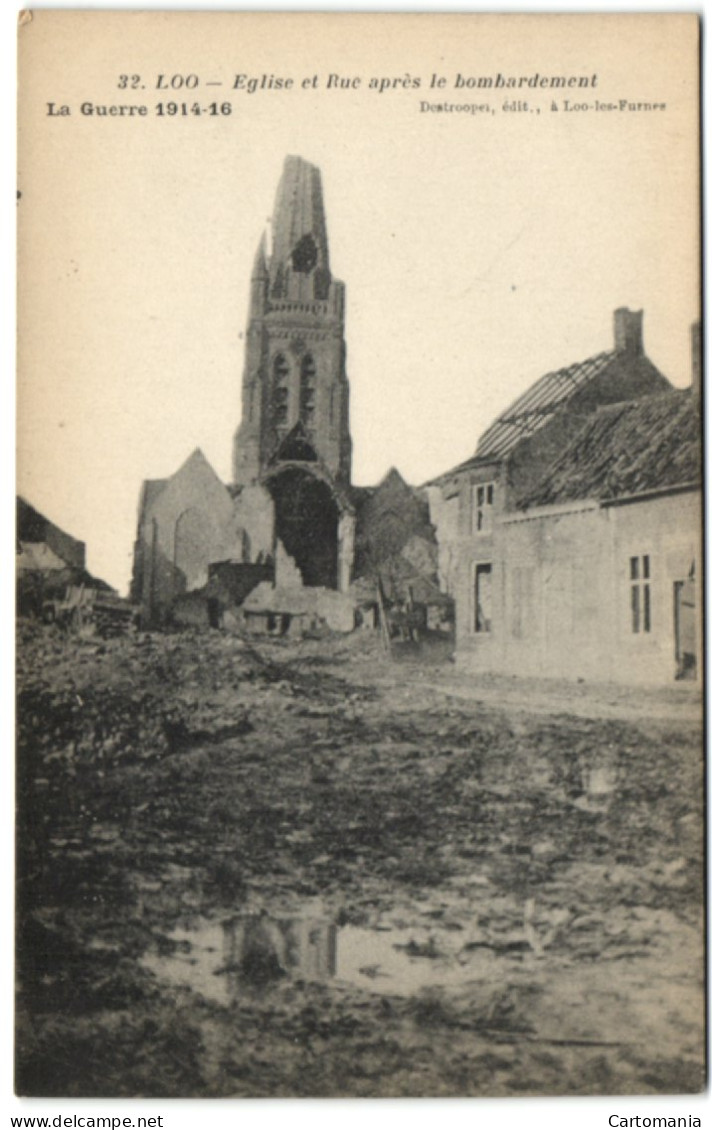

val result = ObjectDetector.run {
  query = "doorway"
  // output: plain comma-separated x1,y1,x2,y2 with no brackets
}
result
673,566,696,679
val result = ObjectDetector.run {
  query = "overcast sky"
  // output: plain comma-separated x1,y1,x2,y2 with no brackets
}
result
17,12,700,593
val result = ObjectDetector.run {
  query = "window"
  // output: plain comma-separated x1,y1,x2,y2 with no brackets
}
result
300,355,317,426
630,554,651,633
272,354,290,426
291,234,318,274
474,482,495,533
474,563,492,633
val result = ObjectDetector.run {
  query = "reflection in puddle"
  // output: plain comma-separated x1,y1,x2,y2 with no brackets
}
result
337,925,500,994
223,914,337,984
141,910,505,1005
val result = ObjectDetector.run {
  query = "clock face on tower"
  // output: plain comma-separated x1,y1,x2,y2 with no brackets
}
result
291,233,318,274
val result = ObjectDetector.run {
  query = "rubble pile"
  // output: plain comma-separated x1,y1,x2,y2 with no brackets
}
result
16,623,704,1097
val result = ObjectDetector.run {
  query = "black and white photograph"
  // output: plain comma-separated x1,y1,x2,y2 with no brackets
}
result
15,10,704,1106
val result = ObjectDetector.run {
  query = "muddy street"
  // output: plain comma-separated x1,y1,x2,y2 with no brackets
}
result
16,624,705,1097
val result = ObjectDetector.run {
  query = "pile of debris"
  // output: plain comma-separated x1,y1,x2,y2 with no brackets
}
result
43,586,136,638
17,497,135,638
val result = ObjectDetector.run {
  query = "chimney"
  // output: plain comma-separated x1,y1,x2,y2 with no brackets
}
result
614,307,644,355
691,320,702,401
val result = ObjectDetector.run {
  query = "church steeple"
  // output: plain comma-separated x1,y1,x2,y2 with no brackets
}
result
232,156,352,489
268,155,332,304
249,232,269,318
253,231,268,278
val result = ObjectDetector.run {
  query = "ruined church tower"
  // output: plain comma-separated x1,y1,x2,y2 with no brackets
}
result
232,155,352,488
232,156,355,591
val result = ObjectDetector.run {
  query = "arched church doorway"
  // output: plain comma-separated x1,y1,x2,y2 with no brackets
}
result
267,468,339,589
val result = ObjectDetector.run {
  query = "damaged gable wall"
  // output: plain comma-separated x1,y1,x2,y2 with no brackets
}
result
354,468,437,578
132,449,249,621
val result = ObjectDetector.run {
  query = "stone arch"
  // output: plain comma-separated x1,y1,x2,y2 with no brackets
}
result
266,466,339,589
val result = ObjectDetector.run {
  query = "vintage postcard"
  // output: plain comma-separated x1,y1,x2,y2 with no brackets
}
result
16,11,703,1101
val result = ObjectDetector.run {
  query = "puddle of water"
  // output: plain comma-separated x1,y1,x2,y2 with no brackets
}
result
337,924,501,994
141,910,507,1004
142,920,230,1005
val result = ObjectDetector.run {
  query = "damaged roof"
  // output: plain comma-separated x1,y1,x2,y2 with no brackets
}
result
17,496,87,571
519,391,701,508
424,451,501,487
476,351,616,459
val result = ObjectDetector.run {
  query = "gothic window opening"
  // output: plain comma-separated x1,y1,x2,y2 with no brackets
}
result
300,355,317,427
272,354,290,427
291,234,318,274
630,554,651,633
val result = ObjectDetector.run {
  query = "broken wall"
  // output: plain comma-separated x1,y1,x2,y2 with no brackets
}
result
231,483,275,564
134,450,246,621
17,497,86,571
